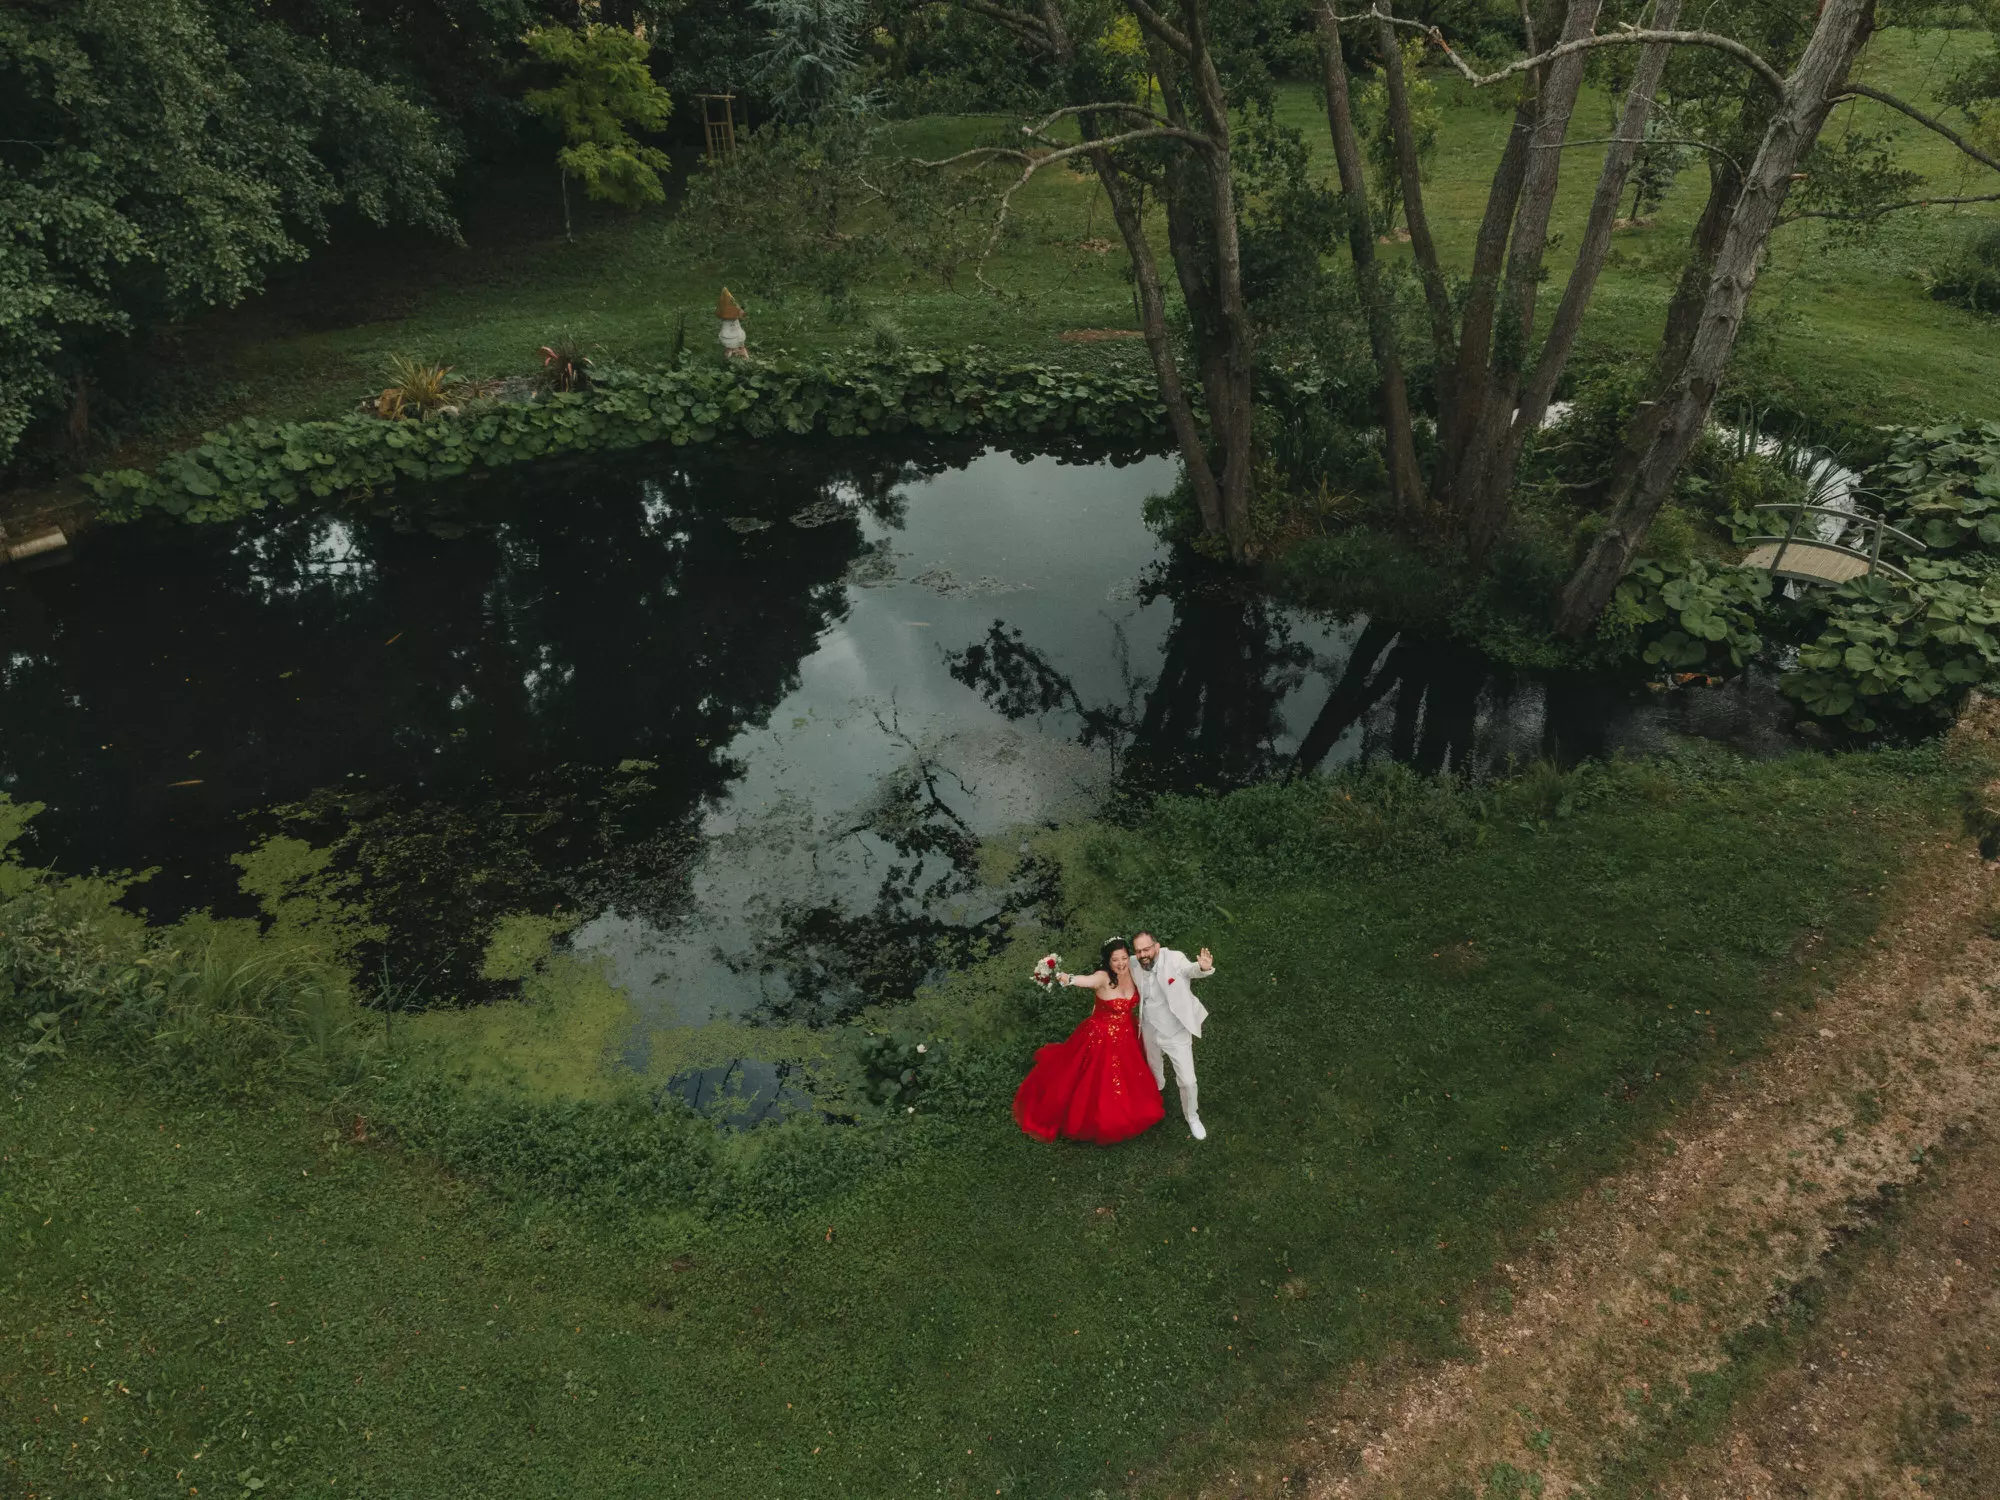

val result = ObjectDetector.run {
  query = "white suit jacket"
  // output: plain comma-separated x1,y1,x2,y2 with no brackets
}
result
1136,949,1210,1039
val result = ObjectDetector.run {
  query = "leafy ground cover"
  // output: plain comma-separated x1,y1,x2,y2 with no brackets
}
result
0,744,1976,1497
83,350,1164,524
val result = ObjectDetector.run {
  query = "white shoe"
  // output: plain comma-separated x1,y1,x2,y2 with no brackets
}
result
1186,1115,1207,1141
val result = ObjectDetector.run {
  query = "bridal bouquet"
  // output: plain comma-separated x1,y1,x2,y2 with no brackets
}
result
1031,954,1061,988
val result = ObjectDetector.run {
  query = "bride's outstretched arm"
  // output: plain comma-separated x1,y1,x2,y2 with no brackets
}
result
1055,968,1109,989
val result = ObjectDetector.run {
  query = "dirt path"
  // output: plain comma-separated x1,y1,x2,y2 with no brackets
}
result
1649,1116,2000,1497
1209,736,2000,1498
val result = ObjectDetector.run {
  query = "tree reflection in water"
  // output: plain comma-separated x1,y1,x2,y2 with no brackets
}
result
948,562,1323,793
0,447,945,1001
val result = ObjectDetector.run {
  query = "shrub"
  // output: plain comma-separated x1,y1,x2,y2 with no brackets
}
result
374,356,456,420
1929,222,2000,316
535,332,594,395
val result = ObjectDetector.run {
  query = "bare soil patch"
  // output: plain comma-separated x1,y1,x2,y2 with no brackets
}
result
1649,1119,2000,1497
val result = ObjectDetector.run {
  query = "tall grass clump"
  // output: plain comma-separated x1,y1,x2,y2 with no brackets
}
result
0,804,370,1096
1929,222,2000,316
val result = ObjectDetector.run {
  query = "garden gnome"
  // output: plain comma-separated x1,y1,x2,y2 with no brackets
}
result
717,287,749,360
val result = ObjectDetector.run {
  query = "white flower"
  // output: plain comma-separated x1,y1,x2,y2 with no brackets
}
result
905,1106,916,1113
916,1043,928,1054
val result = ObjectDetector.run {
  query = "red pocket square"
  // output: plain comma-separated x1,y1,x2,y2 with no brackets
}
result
1167,977,1176,985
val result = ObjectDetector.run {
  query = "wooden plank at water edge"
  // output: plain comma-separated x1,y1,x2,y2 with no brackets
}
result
1,524,68,567
1741,540,1872,585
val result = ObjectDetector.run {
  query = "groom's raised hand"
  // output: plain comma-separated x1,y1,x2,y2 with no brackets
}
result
1196,946,1213,971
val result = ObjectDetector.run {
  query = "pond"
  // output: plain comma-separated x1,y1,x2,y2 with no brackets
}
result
0,442,1802,1046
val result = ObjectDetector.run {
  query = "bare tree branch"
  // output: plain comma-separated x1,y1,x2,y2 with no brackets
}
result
1785,191,2000,223
1543,133,1744,177
954,0,1054,48
1832,83,2000,176
1022,102,1178,137
1345,12,1789,97
918,125,1218,289
1122,0,1194,61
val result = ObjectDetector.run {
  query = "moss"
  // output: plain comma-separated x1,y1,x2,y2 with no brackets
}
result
405,953,638,1100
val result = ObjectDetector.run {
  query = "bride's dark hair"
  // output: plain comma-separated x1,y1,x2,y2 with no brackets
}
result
1099,936,1132,975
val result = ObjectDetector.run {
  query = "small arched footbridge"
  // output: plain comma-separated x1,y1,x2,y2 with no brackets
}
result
1739,502,1924,586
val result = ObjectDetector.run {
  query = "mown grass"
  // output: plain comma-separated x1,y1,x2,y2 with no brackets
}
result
87,25,1998,480
0,744,1976,1497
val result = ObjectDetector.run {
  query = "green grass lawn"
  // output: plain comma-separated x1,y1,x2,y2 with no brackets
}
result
1,748,1972,1497
111,24,1998,476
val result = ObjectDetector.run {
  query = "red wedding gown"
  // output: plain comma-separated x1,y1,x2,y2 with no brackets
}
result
1013,988,1165,1145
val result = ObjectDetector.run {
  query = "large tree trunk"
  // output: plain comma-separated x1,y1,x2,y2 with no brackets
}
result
1375,4,1456,430
1585,151,1742,521
1438,106,1532,510
1095,161,1227,535
1476,0,1683,512
1513,0,1681,437
1151,32,1258,559
1316,1,1426,519
1556,0,1879,633
1447,0,1603,554
1034,2,1228,534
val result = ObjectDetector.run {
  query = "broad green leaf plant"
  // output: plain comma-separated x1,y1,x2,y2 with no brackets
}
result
1610,421,2000,732
83,348,1167,523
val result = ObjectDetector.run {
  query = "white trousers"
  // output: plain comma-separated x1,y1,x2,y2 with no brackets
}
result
1141,1024,1196,1090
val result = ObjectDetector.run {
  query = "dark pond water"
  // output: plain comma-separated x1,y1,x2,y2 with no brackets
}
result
0,442,1802,1037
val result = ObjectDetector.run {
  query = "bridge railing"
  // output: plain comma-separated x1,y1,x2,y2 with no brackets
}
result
1739,502,1925,587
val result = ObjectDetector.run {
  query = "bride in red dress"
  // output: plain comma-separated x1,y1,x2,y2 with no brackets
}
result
1013,937,1166,1145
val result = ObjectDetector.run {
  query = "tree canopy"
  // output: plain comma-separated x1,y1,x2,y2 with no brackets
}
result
0,0,567,473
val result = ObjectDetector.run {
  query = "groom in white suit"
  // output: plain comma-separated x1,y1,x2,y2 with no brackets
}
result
1130,930,1213,1140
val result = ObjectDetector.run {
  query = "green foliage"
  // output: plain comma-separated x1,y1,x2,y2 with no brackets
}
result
751,0,869,123
853,1028,944,1111
1785,573,2000,727
1625,112,1693,220
523,24,674,211
1876,418,2000,558
1359,40,1439,235
83,349,1167,523
1602,558,1773,673
674,113,890,312
1235,107,1345,312
0,0,466,466
1583,422,2000,730
0,833,366,1097
1779,421,2000,728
